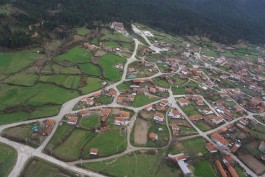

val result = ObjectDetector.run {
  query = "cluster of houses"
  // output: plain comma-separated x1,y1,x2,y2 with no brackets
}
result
127,60,158,79
33,119,56,136
110,22,128,35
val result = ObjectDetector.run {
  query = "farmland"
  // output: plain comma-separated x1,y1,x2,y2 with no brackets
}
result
0,143,17,177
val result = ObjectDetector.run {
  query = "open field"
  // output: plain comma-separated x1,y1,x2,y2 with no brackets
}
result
21,158,80,177
193,160,217,177
79,152,159,177
78,63,101,76
134,118,149,144
0,49,40,74
79,77,104,94
76,27,90,36
132,94,159,107
238,153,265,175
56,46,92,64
99,53,125,82
79,114,99,129
0,143,17,177
53,129,95,161
3,72,39,86
45,122,75,151
82,127,127,158
152,77,171,88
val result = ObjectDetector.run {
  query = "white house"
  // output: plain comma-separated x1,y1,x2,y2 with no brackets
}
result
168,109,181,118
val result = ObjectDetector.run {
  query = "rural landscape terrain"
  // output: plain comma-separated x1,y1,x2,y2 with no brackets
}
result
1,1,265,176
0,21,265,177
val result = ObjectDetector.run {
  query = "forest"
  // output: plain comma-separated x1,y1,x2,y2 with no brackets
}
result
1,0,265,48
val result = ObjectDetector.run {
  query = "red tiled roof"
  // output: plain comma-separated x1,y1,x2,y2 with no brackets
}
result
206,142,217,152
149,133,157,140
211,133,229,146
79,110,89,116
215,160,228,177
46,119,56,127
102,108,111,117
154,112,164,119
227,164,239,177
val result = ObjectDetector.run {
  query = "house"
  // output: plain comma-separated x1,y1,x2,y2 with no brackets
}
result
81,97,94,106
93,92,102,98
215,160,228,177
68,117,78,125
168,153,187,161
79,110,89,117
189,115,203,121
202,108,214,115
230,144,240,153
117,96,126,103
160,99,169,107
168,109,181,118
128,67,136,72
171,123,180,136
119,111,130,119
258,141,265,153
153,112,165,122
149,133,158,140
226,163,239,177
149,87,157,93
144,105,154,111
102,108,111,117
45,119,56,127
211,133,229,148
108,88,117,97
233,105,244,114
205,142,218,153
177,161,192,177
179,98,190,107
84,43,96,50
90,148,99,155
223,155,236,165
196,100,204,106
114,117,129,126
212,116,224,125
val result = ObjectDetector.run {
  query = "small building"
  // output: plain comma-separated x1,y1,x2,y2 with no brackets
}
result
45,119,56,127
149,133,158,140
215,160,228,177
212,116,224,125
153,112,165,122
119,111,130,119
179,98,190,107
168,109,181,118
205,142,218,153
90,148,99,156
114,117,129,126
177,160,191,177
144,105,153,111
68,117,78,125
170,123,180,136
102,108,111,117
211,133,229,148
79,110,89,117
81,97,94,106
160,99,169,107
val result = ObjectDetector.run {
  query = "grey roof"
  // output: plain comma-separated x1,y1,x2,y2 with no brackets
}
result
177,160,191,175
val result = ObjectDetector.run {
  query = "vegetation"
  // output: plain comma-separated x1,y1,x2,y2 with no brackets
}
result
21,158,80,177
0,143,17,177
132,94,160,107
193,160,216,177
79,114,99,128
56,46,91,64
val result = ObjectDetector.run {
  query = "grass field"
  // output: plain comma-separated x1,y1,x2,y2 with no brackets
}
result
76,27,90,36
0,112,29,125
45,122,75,151
117,82,130,91
53,129,95,161
147,123,169,147
79,153,159,177
193,160,217,177
39,75,81,89
79,114,99,128
201,48,219,58
104,41,120,48
56,46,91,64
0,143,17,177
82,127,126,158
21,158,79,177
94,95,112,105
29,105,60,119
0,49,40,74
152,78,170,88
3,72,39,86
99,53,125,82
78,63,101,76
172,86,185,95
79,77,104,94
132,94,159,107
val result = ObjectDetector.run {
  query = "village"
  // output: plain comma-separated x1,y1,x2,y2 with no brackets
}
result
0,21,264,177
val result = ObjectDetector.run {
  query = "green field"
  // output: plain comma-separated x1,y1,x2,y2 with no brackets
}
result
82,127,126,158
53,129,95,161
201,48,219,58
76,27,90,36
132,94,160,107
117,82,130,91
45,122,75,151
79,153,159,177
0,143,17,177
172,86,185,95
152,78,171,88
39,75,81,89
0,112,30,125
104,41,120,48
193,160,217,177
3,72,39,86
78,63,101,76
95,95,112,105
99,53,125,82
56,46,91,64
147,123,169,147
0,49,40,74
79,114,99,128
79,77,104,94
21,158,79,177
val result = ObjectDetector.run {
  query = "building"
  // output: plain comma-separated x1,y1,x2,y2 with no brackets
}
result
149,133,158,140
212,116,224,125
81,97,94,106
114,117,129,126
215,160,228,177
168,109,181,118
177,160,191,177
68,117,78,125
153,112,165,122
211,133,229,148
179,98,190,107
206,142,218,153
90,148,99,155
170,123,180,136
79,110,89,117
258,141,265,153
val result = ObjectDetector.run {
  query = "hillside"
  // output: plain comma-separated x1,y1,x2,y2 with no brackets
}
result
1,0,265,48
